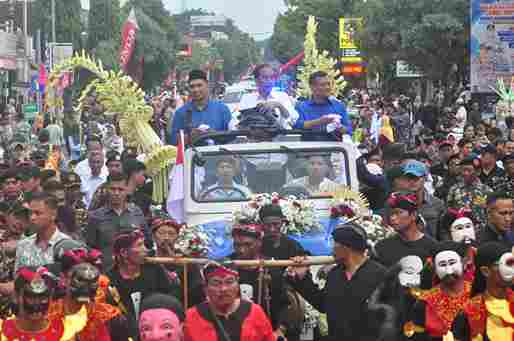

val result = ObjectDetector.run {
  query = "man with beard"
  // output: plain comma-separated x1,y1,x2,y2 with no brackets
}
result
1,266,70,340
286,223,386,341
230,222,298,341
49,248,129,341
447,155,493,235
478,192,514,247
183,262,275,341
452,242,514,340
403,241,471,340
375,192,439,267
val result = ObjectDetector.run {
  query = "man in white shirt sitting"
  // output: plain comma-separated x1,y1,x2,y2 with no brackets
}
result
286,155,338,195
234,64,299,130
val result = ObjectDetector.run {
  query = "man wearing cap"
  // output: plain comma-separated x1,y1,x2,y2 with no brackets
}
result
494,153,514,197
479,144,505,189
184,262,275,341
258,204,307,260
287,223,386,341
431,140,455,178
403,241,472,340
169,69,231,145
388,161,445,237
376,192,439,267
478,192,514,247
452,242,514,340
447,154,493,235
89,151,123,212
230,222,298,341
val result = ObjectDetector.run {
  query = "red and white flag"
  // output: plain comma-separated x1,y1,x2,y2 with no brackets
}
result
119,8,139,73
167,130,185,223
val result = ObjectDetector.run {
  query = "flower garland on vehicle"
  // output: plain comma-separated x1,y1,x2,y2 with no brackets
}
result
330,187,395,246
232,193,321,235
173,225,210,258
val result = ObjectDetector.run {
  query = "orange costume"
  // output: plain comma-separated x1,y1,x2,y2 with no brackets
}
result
404,281,472,339
0,318,64,341
49,300,120,341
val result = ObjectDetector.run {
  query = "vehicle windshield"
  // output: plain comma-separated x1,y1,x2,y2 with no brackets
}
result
223,91,243,104
192,148,350,202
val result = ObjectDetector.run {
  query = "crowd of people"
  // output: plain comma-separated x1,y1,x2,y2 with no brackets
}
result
0,62,512,341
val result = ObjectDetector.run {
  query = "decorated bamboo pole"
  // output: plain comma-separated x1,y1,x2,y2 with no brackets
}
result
146,256,335,268
183,263,189,310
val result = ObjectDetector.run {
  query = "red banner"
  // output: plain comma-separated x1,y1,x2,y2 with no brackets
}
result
119,8,139,73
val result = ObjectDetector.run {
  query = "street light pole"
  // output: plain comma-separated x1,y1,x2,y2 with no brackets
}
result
51,0,56,42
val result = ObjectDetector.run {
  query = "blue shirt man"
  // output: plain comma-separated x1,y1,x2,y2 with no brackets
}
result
293,71,352,137
169,69,232,145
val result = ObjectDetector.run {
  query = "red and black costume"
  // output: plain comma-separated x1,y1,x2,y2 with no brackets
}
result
184,300,275,341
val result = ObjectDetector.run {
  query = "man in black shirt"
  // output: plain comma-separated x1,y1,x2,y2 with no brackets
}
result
259,204,307,260
107,229,179,340
287,223,386,341
478,191,514,247
375,191,439,267
230,222,297,341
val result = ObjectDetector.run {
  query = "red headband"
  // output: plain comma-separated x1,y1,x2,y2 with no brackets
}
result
113,229,144,256
387,192,418,212
448,207,472,220
151,218,184,233
232,223,264,239
330,205,356,219
17,267,49,282
203,263,239,280
63,248,102,267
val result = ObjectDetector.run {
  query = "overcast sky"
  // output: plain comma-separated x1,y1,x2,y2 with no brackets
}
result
163,0,286,40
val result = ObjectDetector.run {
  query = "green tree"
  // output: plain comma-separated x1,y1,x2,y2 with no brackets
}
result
31,0,84,48
88,0,121,50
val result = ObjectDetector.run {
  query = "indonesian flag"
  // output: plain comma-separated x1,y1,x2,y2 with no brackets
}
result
167,130,185,223
119,8,139,73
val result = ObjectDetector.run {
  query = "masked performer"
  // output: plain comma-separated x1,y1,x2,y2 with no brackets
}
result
139,294,185,341
49,248,129,341
404,241,472,340
0,266,87,341
452,242,514,341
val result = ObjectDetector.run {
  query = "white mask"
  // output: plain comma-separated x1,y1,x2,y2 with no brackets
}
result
435,250,463,280
498,253,514,283
398,255,423,288
450,218,476,243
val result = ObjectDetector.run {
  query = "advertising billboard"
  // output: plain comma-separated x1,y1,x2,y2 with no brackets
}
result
471,1,514,93
339,18,363,64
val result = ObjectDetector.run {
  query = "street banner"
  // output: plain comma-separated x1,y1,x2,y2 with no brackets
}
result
339,18,363,63
119,8,139,73
471,0,514,93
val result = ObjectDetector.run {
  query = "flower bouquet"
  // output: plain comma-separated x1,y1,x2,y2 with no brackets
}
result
174,225,211,258
232,192,322,235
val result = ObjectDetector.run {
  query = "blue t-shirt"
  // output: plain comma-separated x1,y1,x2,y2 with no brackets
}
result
169,100,232,145
294,98,352,135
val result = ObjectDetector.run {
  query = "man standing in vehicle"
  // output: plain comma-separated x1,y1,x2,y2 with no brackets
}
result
169,70,232,145
294,71,352,140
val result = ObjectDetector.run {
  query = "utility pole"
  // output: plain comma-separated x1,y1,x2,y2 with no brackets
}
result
51,0,56,43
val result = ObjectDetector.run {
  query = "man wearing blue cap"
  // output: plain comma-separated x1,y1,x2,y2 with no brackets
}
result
286,223,386,341
392,160,445,237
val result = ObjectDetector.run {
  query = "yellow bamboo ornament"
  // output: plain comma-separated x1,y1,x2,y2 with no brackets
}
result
48,50,177,203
